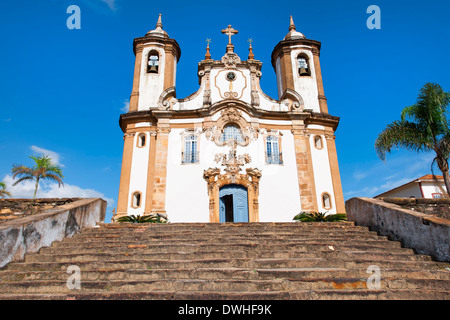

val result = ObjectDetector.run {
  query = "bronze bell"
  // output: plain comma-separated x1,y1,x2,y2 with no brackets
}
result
299,67,308,76
148,65,158,73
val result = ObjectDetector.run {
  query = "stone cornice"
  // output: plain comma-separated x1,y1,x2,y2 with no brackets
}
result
271,38,322,69
133,36,181,61
119,104,340,133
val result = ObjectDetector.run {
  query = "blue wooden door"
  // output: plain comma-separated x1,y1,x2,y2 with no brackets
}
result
219,184,249,223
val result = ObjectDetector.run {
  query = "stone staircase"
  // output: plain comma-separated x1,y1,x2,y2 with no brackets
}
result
0,222,449,300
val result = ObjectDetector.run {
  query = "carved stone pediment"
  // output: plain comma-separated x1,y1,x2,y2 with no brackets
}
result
221,51,241,69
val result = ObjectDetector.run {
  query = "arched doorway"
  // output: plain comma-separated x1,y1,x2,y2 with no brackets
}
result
219,184,248,222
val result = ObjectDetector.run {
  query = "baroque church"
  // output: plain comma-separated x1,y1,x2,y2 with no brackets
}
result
116,15,345,223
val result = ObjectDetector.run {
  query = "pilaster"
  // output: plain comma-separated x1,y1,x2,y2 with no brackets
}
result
291,125,318,212
325,133,346,213
116,132,136,217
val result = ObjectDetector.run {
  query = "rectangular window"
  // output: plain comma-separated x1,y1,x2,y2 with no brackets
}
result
266,135,282,164
182,135,199,164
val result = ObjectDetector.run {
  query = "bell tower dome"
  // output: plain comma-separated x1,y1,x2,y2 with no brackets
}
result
128,14,181,112
271,16,328,113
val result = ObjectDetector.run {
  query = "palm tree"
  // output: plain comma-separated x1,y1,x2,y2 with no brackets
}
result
12,155,64,200
0,182,11,198
375,82,450,196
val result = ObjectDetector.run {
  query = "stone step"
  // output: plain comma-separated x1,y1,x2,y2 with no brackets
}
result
36,246,432,262
2,265,449,282
51,239,406,252
64,232,394,241
1,289,448,300
1,276,449,295
74,232,385,241
21,251,435,268
97,222,357,230
5,258,448,281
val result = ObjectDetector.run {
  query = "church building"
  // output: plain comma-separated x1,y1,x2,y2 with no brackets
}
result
116,15,345,223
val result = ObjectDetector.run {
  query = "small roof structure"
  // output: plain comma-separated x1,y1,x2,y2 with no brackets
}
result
375,175,446,198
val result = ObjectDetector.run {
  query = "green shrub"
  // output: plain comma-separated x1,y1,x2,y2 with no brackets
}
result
293,211,347,222
116,214,168,224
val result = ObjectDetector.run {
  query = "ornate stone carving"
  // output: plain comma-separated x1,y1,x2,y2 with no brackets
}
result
251,90,260,107
221,51,241,69
203,89,211,106
203,138,262,222
214,141,251,183
157,86,177,110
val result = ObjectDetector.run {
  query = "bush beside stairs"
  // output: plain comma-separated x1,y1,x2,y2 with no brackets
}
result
0,222,449,300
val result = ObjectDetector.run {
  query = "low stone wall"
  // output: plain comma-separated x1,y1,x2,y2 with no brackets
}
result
345,197,450,262
0,198,106,268
379,197,450,220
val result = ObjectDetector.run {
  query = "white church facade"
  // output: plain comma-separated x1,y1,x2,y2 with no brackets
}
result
116,16,345,223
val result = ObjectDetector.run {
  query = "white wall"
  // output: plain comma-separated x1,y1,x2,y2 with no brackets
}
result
309,133,337,214
290,49,320,112
419,181,447,198
164,121,301,222
127,131,150,215
138,46,166,110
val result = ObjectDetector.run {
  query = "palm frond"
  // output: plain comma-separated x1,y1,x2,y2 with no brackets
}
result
12,176,35,186
293,212,347,222
375,120,431,160
0,182,11,198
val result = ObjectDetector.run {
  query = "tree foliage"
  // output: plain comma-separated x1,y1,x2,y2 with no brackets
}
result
11,155,64,200
293,212,347,222
375,83,450,196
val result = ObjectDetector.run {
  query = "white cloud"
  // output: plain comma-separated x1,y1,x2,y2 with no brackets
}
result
120,99,129,113
30,145,64,167
100,0,117,11
2,174,114,207
344,152,436,199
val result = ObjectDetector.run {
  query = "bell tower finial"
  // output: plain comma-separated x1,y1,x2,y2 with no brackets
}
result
156,13,163,29
205,38,212,60
247,38,255,60
289,15,296,31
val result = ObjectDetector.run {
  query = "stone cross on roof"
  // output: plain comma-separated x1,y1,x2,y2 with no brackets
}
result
221,25,238,45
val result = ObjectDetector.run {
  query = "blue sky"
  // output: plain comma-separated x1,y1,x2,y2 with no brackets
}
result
0,0,449,222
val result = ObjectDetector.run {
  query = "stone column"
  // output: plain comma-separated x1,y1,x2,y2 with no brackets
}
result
312,48,328,114
292,128,318,212
129,46,143,112
325,133,346,213
116,132,136,218
151,123,171,215
144,129,158,214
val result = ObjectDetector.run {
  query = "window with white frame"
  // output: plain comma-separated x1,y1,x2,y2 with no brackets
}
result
220,125,244,143
182,134,199,164
132,192,142,208
266,135,282,164
322,192,332,210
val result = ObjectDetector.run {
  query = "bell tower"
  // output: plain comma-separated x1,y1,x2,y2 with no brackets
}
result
128,14,181,112
271,16,328,113
116,15,181,219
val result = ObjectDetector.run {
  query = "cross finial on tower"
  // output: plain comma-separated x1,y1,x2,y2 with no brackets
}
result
221,25,238,45
205,38,212,60
247,38,254,60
